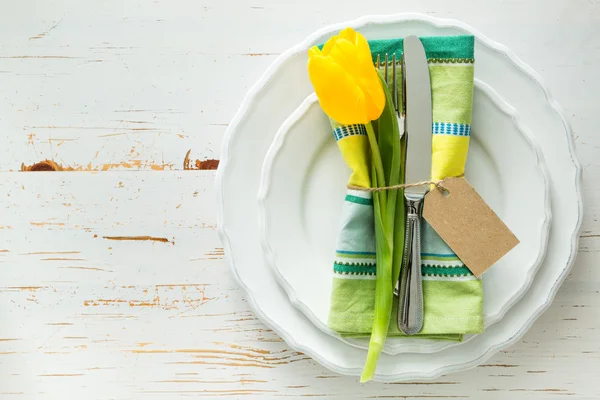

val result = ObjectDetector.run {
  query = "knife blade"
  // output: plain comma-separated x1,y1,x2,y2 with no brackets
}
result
397,35,432,335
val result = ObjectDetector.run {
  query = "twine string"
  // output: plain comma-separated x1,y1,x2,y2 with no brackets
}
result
347,174,464,194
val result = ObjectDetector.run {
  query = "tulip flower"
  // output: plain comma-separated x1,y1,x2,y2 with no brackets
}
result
307,27,387,210
307,28,406,383
307,28,385,125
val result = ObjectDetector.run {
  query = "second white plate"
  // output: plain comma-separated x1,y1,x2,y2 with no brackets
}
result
259,80,551,354
217,13,582,381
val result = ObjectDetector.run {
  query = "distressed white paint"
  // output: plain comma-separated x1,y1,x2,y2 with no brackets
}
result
0,0,598,398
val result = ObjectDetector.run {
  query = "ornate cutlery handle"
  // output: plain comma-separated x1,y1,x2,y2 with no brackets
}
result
398,193,424,335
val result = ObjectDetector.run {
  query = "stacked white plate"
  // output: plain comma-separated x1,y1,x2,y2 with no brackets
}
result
216,13,583,381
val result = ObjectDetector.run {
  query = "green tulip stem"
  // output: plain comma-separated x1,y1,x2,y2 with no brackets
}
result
361,72,405,383
360,163,392,383
365,121,387,213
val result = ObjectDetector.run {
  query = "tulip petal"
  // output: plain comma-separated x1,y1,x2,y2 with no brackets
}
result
355,32,375,72
353,32,385,120
338,27,357,44
308,46,322,59
308,54,369,124
321,35,337,56
328,38,362,79
364,78,386,120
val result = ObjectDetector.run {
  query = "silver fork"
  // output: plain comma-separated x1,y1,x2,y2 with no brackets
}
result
376,53,405,137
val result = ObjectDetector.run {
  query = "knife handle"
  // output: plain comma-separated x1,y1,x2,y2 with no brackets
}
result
397,193,424,335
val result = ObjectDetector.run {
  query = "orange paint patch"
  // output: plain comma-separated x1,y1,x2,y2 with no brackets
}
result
1,286,48,291
168,360,274,369
60,266,113,272
142,389,276,395
85,297,162,308
21,158,176,172
131,346,307,369
183,149,192,170
191,247,224,260
3,55,79,59
30,221,66,227
241,53,280,56
102,236,173,244
24,251,80,255
183,149,220,170
222,343,272,355
195,159,219,170
48,138,78,147
83,284,214,311
21,160,62,171
98,160,174,171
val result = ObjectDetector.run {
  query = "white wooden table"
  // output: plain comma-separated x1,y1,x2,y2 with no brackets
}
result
1,1,598,398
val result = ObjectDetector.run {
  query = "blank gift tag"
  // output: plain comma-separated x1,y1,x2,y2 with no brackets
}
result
422,177,519,277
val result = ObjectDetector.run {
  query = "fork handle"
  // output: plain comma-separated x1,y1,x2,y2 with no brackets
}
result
397,193,424,335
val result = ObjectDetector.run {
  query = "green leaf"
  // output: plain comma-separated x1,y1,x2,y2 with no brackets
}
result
361,71,407,383
391,134,407,285
375,72,401,236
361,163,393,383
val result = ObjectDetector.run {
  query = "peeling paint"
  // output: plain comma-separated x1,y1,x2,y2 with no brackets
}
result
240,53,280,56
30,222,66,227
1,55,80,59
21,159,176,172
21,160,63,171
83,284,213,310
195,159,219,170
183,149,220,170
60,266,114,272
102,236,173,244
1,286,48,291
24,251,80,255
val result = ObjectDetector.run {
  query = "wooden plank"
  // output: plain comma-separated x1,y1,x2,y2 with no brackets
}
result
0,0,597,172
0,172,598,398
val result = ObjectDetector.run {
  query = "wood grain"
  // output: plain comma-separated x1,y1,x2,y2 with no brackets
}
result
0,0,598,398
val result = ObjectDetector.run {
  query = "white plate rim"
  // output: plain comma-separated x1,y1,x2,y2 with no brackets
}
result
257,79,552,354
216,12,583,380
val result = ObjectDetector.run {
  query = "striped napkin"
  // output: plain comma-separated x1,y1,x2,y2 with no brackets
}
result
328,35,484,339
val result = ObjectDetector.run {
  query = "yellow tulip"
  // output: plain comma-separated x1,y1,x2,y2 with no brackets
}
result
307,28,385,125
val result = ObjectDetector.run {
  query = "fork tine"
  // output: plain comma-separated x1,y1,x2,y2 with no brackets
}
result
392,53,398,115
384,53,389,84
376,54,380,70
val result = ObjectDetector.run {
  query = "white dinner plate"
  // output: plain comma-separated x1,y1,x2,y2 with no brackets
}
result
258,79,551,355
216,13,582,381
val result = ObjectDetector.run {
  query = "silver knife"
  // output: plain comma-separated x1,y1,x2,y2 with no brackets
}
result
397,35,432,335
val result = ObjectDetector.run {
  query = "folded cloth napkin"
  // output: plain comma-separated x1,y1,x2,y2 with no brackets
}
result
328,35,484,339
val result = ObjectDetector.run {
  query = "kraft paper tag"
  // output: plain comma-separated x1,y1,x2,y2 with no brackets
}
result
422,177,519,277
